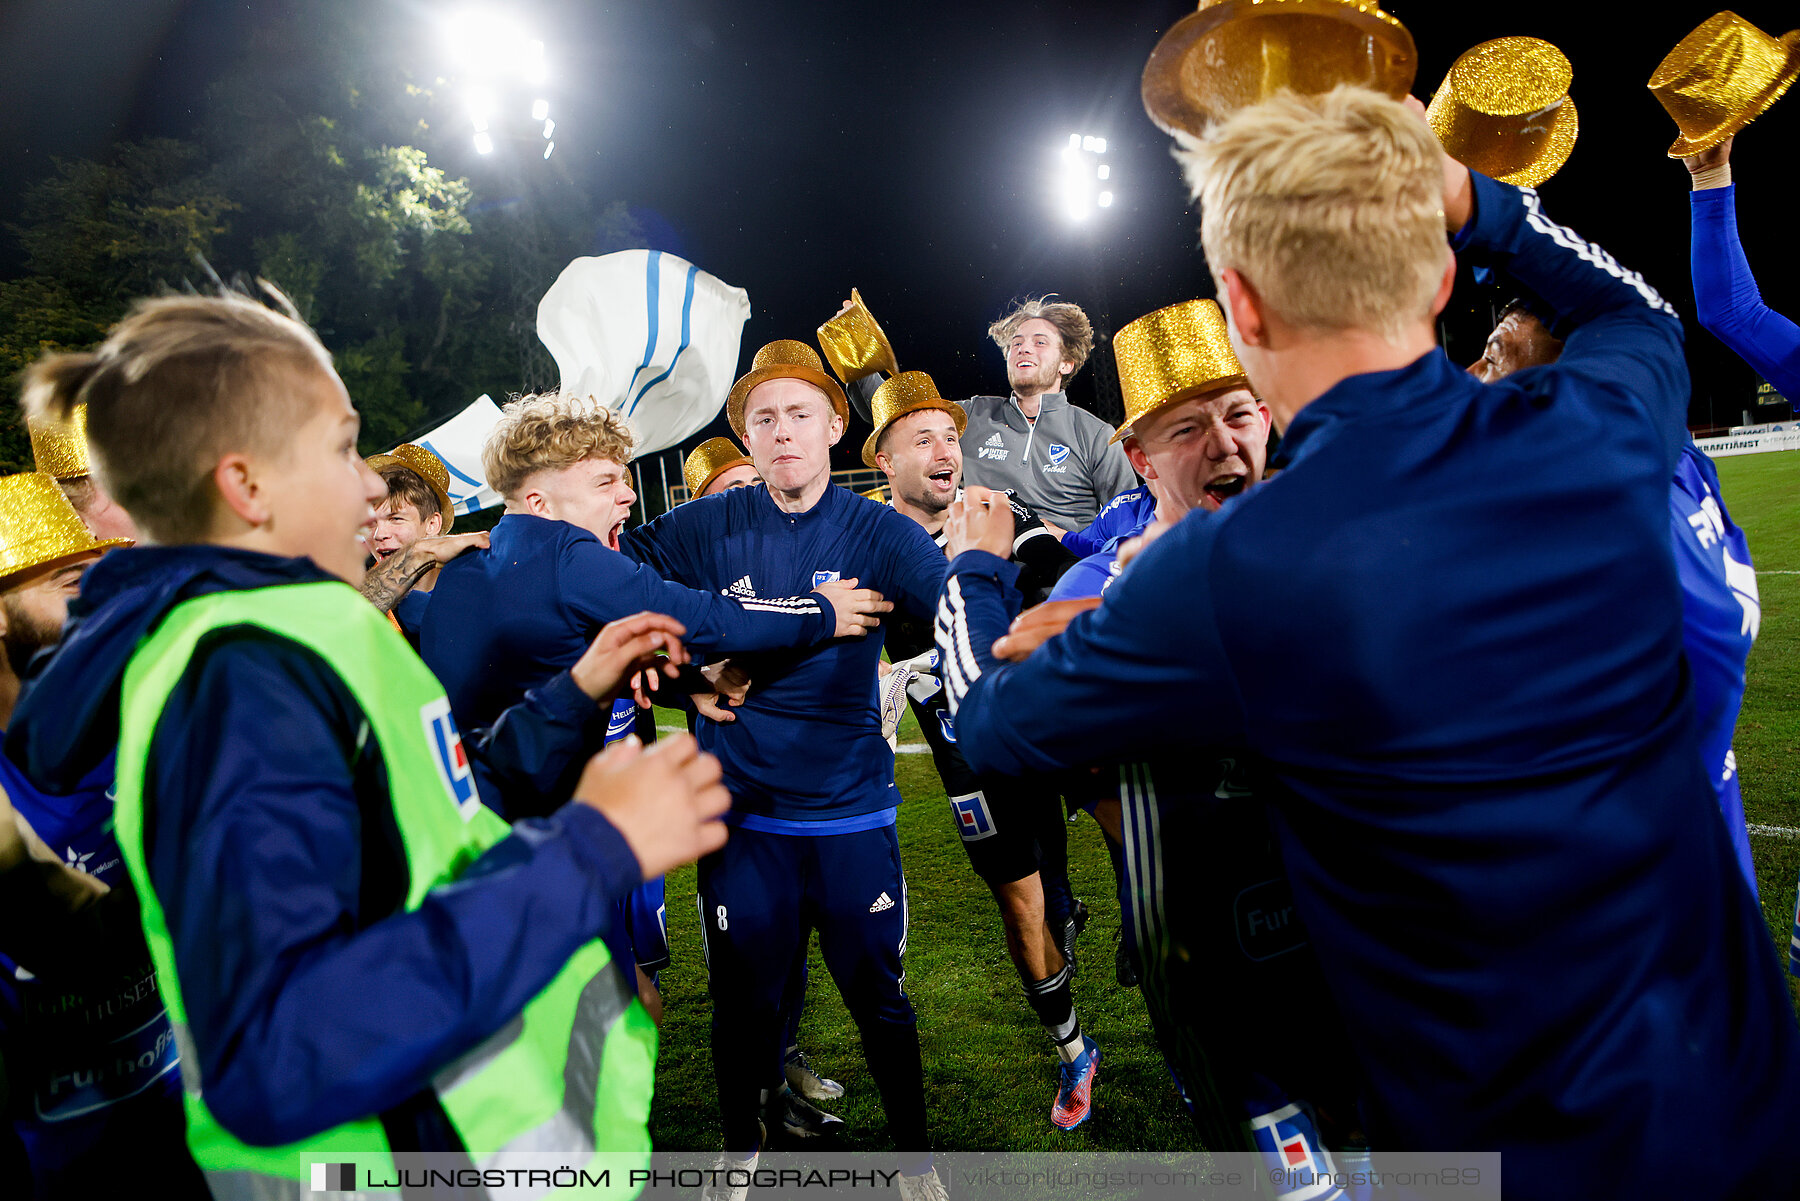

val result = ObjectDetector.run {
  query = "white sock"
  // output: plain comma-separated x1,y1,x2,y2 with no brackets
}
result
1054,1032,1085,1063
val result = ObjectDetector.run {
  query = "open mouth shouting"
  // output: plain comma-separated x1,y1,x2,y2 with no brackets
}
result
606,517,626,551
1201,473,1249,509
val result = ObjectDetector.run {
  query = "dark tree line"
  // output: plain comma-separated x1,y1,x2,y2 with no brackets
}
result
0,0,639,469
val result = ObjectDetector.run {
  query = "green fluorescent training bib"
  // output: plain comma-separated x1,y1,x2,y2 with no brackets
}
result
112,581,654,1200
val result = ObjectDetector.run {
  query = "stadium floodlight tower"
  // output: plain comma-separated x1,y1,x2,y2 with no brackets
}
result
1058,133,1115,222
442,9,559,160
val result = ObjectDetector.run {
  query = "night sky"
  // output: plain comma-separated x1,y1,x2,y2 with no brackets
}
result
3,0,1797,458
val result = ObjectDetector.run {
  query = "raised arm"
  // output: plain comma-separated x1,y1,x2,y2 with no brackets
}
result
935,489,1239,777
1452,169,1689,470
1685,138,1800,399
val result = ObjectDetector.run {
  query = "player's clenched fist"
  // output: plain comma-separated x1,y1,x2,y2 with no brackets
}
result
574,733,730,879
815,576,893,638
945,486,1016,560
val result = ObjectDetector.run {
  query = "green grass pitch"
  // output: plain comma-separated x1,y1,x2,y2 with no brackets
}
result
647,450,1799,1153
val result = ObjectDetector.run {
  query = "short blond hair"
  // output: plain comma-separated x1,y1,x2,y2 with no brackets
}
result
20,291,334,544
1175,87,1450,342
483,393,635,499
987,297,1094,376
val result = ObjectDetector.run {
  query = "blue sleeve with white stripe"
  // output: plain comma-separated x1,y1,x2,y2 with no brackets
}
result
1456,172,1689,473
597,517,835,652
936,529,1241,777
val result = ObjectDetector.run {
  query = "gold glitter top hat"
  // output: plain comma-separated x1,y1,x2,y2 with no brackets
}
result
726,340,849,439
365,443,455,532
861,372,967,468
683,437,755,497
0,472,132,588
1142,0,1417,137
28,404,91,481
817,289,901,385
1650,12,1800,158
1428,38,1578,188
1110,300,1250,444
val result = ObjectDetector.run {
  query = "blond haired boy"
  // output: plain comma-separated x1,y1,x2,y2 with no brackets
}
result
9,291,730,1197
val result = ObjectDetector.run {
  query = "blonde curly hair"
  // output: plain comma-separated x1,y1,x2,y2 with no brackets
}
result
483,393,636,499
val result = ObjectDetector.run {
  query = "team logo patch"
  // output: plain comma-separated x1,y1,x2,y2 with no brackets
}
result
725,575,756,598
937,709,958,744
1249,1103,1340,1200
1234,876,1306,961
950,793,996,841
812,570,841,588
421,697,481,821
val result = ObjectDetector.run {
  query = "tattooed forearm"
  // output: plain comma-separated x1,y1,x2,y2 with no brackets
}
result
358,548,435,613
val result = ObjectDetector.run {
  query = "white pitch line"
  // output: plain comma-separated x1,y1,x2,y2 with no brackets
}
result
1758,570,1800,575
1748,823,1800,842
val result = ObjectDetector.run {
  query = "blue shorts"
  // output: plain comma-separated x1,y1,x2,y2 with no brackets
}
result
697,820,916,1149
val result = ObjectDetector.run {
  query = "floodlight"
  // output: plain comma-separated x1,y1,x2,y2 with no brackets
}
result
1097,164,1109,180
532,98,550,121
543,118,555,138
474,131,494,154
543,141,555,160
1098,192,1114,207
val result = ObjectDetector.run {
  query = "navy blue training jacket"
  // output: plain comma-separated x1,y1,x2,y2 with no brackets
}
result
420,512,835,736
6,546,641,1149
936,173,1800,1197
623,483,945,825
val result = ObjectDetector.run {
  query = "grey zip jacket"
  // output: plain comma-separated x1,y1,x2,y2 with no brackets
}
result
851,374,1137,529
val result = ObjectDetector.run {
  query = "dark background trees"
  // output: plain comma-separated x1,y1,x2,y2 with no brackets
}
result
0,0,639,470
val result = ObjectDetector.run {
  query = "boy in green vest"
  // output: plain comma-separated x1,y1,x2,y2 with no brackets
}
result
9,291,727,1198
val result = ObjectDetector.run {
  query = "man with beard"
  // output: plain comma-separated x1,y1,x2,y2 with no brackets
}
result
832,296,1135,530
0,472,187,1200
865,371,1099,1129
622,341,946,1201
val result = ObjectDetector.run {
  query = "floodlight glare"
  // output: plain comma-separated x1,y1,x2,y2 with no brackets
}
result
532,98,550,121
474,130,494,155
1068,133,1081,147
1098,191,1114,207
543,141,555,160
1097,164,1110,180
543,118,555,138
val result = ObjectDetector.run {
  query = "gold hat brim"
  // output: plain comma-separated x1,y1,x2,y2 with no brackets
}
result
727,367,849,439
861,398,967,469
365,450,455,532
1492,96,1578,188
1142,0,1418,138
0,540,131,592
692,457,753,497
1110,377,1252,444
1663,31,1800,157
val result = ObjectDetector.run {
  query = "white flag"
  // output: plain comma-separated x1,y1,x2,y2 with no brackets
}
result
537,249,752,457
411,395,505,515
